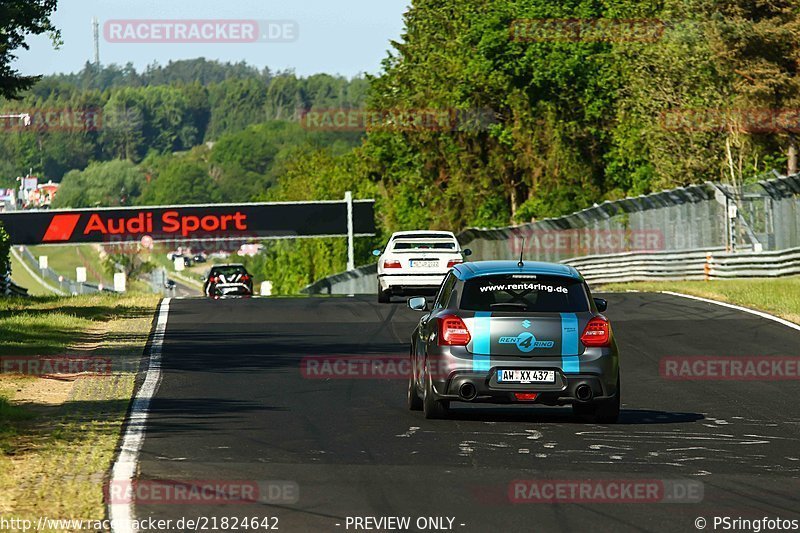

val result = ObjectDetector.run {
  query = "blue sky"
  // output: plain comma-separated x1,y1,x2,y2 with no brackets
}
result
15,0,411,78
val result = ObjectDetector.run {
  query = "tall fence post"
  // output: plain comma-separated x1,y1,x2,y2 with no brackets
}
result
345,191,355,271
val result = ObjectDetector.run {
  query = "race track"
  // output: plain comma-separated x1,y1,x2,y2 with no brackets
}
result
127,293,800,532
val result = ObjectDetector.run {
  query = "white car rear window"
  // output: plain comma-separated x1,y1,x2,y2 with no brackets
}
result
391,241,457,251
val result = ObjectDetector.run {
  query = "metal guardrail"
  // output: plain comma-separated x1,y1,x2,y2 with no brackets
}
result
303,246,800,294
1,269,29,297
562,247,800,285
301,263,377,295
15,246,112,295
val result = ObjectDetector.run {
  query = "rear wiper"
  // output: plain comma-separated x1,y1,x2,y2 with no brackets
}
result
489,303,528,310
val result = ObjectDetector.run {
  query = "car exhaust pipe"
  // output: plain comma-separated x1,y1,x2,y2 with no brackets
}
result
575,384,593,402
459,382,477,401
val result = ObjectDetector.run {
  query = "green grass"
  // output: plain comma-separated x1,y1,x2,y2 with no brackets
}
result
8,252,57,296
27,244,110,286
603,277,800,325
0,293,160,521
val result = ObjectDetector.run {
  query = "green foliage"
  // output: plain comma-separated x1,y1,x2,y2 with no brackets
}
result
0,223,10,278
140,152,217,205
0,60,369,181
0,0,60,99
51,160,147,208
103,250,156,280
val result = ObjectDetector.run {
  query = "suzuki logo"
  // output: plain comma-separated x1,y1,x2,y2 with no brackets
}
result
522,320,531,329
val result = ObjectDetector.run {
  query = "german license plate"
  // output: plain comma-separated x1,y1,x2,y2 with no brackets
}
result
497,369,555,383
410,260,437,268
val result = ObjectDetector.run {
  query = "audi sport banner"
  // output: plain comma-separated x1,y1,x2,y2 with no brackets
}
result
0,200,376,245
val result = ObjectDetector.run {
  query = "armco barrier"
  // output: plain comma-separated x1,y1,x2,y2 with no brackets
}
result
302,246,800,295
561,247,800,285
301,263,377,295
1,270,28,297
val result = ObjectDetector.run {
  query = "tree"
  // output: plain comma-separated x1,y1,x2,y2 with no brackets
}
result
52,160,148,208
0,0,60,99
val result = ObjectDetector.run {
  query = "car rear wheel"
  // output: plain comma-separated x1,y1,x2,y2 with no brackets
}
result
422,371,449,419
378,282,391,303
407,373,423,411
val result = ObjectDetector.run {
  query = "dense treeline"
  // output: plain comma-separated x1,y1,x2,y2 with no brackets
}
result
4,1,800,293
253,0,800,292
0,59,368,187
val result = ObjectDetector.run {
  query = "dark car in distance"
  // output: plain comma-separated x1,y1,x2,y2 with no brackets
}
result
203,264,254,297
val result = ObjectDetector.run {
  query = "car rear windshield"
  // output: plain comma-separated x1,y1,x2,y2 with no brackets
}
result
391,241,457,251
460,275,589,312
210,266,248,277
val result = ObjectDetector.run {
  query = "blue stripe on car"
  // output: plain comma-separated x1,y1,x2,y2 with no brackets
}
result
560,312,580,373
472,311,492,371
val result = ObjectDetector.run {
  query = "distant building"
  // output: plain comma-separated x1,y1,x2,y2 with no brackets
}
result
16,175,59,209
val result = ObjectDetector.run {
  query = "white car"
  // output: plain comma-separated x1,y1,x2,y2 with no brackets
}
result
373,231,471,303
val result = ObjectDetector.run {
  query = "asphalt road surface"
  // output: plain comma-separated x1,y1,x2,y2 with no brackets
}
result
131,293,800,533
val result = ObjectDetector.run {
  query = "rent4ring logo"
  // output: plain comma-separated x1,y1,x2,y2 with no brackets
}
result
42,210,248,242
498,333,555,352
498,321,555,352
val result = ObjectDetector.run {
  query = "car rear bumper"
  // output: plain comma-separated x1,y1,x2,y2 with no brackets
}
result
206,283,253,296
378,273,447,292
424,346,619,405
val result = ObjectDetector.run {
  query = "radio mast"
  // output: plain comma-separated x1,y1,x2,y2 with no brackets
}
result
92,17,100,66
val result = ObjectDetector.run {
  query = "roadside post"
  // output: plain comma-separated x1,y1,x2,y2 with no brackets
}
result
76,267,87,295
345,191,355,271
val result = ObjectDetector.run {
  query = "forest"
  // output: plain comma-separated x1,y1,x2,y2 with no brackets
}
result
2,0,798,292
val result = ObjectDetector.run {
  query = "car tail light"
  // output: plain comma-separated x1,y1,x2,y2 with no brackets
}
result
446,259,463,268
241,274,250,281
581,317,611,347
209,276,219,283
514,393,539,401
438,315,471,346
383,259,402,269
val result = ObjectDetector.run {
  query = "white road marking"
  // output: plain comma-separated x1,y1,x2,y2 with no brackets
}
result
396,426,420,438
108,298,171,533
661,291,800,332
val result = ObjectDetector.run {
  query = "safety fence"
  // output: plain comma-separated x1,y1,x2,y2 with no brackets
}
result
303,172,800,295
13,246,111,295
561,247,800,285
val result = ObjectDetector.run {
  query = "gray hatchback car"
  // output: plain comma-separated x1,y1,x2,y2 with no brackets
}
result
407,260,620,422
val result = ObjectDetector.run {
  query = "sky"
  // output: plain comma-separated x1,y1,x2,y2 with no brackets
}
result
15,0,411,78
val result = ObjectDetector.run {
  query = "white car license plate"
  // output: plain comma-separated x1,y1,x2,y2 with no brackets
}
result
497,370,555,383
410,260,438,268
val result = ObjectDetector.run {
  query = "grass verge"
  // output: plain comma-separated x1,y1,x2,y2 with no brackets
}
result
8,251,57,297
602,277,800,325
0,293,160,525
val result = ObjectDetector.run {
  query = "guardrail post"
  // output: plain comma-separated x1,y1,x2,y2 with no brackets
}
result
345,191,355,271
704,253,712,281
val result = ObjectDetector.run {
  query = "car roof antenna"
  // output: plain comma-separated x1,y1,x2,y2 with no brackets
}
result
517,237,525,268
